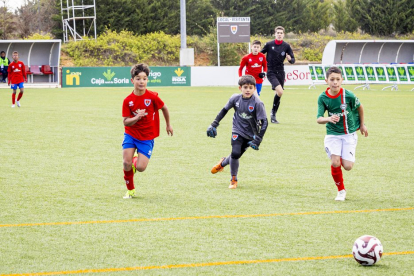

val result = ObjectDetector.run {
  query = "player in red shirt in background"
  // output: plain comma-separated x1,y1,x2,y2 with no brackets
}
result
7,51,27,108
121,63,173,199
238,40,267,96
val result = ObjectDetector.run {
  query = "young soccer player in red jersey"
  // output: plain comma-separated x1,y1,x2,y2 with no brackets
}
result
238,40,267,96
7,51,27,108
317,66,368,201
122,63,173,198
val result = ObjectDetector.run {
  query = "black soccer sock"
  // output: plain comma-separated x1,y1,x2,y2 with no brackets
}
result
229,157,239,177
221,155,231,167
272,94,281,115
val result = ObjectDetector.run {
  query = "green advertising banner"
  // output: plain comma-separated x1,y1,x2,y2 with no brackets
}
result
355,66,366,81
396,66,408,82
407,66,414,82
315,66,325,81
344,66,356,81
62,66,191,88
375,66,387,82
309,65,316,81
365,66,377,82
385,66,397,82
147,67,191,87
63,67,131,87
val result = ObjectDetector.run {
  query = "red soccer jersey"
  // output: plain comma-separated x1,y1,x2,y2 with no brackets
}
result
122,89,165,141
7,61,27,84
238,53,267,84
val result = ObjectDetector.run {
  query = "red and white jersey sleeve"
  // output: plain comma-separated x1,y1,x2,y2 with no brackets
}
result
122,89,165,140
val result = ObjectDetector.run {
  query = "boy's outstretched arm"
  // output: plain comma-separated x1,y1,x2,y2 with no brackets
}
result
161,105,173,136
207,107,229,138
357,104,368,137
211,107,229,128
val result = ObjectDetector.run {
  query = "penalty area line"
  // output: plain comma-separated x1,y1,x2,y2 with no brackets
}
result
1,251,414,276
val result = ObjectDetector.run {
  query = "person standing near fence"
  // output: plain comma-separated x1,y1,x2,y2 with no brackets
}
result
0,51,10,83
261,26,295,124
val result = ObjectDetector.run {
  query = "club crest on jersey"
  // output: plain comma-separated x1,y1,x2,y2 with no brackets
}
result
231,25,237,34
232,134,238,140
340,103,347,110
144,99,151,106
259,57,263,61
248,105,254,112
281,51,285,56
129,101,134,107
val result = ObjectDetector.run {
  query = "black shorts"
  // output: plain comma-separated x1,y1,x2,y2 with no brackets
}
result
230,133,251,159
267,71,285,90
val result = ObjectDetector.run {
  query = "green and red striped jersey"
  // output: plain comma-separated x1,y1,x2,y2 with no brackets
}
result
317,88,361,135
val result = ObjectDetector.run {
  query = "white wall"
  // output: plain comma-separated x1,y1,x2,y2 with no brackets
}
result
191,65,312,86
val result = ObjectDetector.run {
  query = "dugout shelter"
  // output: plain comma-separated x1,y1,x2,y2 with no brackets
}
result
0,40,61,84
322,40,414,64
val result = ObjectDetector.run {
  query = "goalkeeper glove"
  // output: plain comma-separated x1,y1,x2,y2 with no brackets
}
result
258,72,266,78
207,125,217,138
248,135,262,150
248,141,259,150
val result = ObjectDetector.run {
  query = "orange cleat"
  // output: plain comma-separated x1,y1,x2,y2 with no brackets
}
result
228,176,238,189
211,157,225,174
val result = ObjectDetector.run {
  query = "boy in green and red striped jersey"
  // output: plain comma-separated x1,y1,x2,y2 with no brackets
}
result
317,66,368,201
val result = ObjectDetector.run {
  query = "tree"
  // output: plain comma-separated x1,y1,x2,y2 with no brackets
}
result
332,0,358,33
186,0,216,36
348,0,414,35
15,0,59,38
0,1,16,39
299,0,330,33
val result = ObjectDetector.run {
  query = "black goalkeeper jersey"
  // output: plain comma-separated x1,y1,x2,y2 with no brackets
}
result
261,40,295,72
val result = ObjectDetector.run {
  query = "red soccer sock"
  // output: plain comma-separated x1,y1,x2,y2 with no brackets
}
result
17,92,23,101
123,169,135,190
331,165,345,191
12,93,16,104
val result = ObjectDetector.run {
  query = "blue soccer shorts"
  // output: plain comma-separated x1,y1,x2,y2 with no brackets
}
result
256,83,263,95
11,82,24,90
122,133,154,159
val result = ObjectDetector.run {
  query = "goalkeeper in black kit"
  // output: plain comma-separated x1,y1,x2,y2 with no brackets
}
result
206,75,268,189
261,26,295,124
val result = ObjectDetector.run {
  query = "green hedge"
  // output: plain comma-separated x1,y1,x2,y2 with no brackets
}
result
61,30,414,66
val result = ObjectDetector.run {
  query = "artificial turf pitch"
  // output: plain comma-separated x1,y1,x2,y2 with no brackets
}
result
1,84,413,275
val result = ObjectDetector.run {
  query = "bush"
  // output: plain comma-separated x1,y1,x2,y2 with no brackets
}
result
62,29,180,66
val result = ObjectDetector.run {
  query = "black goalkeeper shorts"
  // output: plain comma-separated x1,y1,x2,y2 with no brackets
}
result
267,71,285,90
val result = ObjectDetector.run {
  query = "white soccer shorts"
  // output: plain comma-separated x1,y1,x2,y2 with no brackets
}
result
324,132,358,162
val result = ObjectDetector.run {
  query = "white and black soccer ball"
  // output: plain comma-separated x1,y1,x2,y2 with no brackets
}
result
352,235,383,266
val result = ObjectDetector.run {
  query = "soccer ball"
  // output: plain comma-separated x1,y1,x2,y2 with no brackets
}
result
352,235,383,266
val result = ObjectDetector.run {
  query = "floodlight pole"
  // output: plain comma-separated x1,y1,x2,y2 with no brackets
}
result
180,0,186,49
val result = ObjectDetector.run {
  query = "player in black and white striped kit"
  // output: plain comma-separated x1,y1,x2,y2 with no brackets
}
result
206,75,268,189
261,26,295,124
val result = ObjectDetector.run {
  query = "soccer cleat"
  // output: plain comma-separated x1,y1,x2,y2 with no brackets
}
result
11,104,15,108
123,189,136,199
335,189,346,201
16,101,21,107
132,152,138,174
211,157,225,174
270,113,279,124
228,176,238,189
